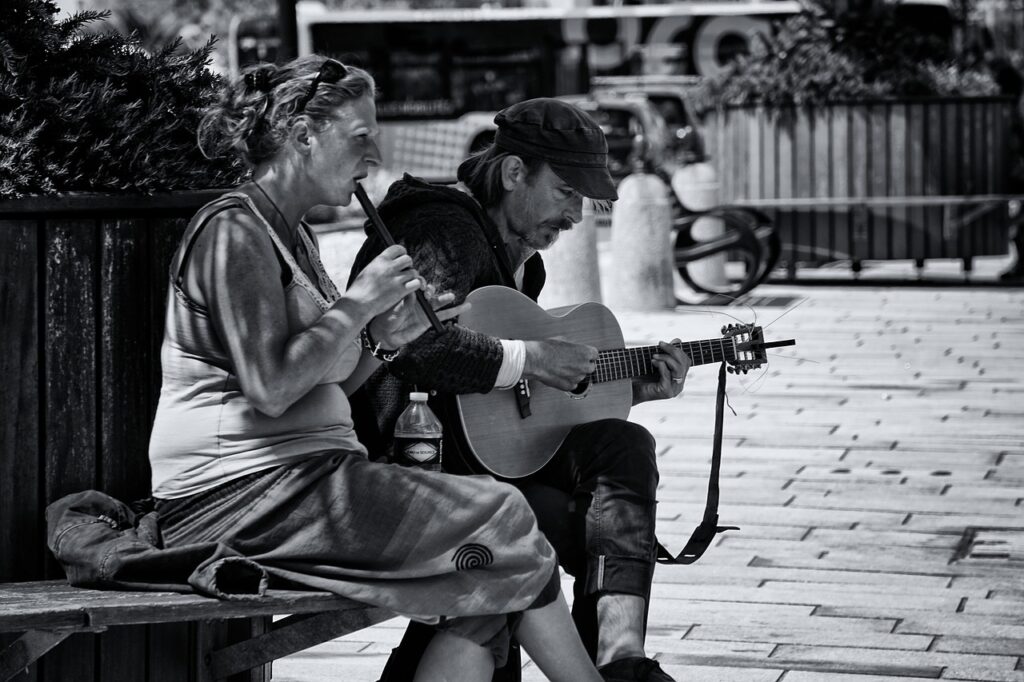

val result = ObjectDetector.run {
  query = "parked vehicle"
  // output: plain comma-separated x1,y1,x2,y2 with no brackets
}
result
590,75,707,165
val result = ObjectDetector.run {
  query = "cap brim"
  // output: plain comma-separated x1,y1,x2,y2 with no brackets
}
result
549,163,618,201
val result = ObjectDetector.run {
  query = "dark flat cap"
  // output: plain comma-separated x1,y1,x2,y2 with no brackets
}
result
493,98,618,201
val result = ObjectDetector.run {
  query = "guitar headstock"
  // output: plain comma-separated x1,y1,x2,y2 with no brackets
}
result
721,324,767,374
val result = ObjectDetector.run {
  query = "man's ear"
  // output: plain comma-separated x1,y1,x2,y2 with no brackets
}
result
499,155,526,191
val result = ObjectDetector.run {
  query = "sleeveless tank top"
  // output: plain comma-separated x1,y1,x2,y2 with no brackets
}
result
149,192,366,499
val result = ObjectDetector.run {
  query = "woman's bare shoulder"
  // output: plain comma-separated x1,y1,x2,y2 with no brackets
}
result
182,205,283,304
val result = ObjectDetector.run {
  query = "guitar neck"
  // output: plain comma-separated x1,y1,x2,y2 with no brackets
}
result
593,338,734,384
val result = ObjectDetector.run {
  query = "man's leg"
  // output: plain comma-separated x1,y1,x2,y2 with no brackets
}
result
595,593,647,665
525,418,670,679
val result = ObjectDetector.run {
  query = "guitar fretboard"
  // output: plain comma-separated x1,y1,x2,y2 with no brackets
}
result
592,338,735,384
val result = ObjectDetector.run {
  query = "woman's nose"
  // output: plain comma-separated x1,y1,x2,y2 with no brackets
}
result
364,138,382,167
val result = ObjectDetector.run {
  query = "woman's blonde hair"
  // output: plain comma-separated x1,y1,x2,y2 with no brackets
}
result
198,55,374,166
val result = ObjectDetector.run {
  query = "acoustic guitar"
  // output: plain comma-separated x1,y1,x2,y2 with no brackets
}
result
454,286,792,478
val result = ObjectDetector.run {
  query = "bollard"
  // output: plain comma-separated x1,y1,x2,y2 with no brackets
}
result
538,199,603,308
604,172,676,311
671,162,728,291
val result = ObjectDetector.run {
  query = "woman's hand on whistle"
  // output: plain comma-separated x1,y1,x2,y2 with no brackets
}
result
369,288,468,350
345,245,424,318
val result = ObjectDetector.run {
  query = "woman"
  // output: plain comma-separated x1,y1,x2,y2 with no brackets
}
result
148,56,602,681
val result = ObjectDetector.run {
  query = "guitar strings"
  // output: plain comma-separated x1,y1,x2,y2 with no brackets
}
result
595,339,732,382
679,292,759,329
766,351,820,365
762,297,808,330
737,363,771,394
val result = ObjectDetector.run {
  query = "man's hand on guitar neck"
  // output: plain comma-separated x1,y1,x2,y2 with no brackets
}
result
523,339,599,391
632,340,692,405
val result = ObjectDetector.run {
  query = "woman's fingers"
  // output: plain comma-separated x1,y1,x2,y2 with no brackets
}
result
429,291,456,308
379,244,408,260
436,301,469,322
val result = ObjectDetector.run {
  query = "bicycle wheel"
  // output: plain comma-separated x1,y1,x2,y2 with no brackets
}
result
674,206,779,297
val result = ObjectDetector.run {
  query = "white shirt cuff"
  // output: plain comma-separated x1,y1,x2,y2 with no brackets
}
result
494,339,526,389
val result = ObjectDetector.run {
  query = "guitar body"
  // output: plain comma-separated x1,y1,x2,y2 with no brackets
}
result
455,286,632,478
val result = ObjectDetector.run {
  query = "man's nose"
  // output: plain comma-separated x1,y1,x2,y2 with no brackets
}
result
565,195,584,224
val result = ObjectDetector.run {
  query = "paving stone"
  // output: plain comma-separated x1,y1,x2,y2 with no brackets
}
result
782,674,936,682
685,623,933,650
650,583,966,612
656,565,953,589
803,528,964,550
655,649,943,678
931,635,1024,656
788,490,1020,516
770,644,1024,681
820,605,1024,627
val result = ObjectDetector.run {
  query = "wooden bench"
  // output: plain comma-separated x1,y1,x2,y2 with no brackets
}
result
0,580,393,682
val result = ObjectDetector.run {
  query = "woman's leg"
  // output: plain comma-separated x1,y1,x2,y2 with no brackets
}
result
416,591,602,682
415,631,495,682
516,591,603,682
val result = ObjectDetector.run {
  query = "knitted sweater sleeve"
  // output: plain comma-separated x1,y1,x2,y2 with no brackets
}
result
384,203,504,394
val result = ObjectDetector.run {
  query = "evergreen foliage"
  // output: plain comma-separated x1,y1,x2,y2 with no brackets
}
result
0,0,245,199
693,1,999,113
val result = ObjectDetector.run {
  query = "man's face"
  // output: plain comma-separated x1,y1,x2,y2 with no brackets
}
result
504,163,585,251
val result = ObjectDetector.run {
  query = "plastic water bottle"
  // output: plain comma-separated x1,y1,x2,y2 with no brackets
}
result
393,392,443,472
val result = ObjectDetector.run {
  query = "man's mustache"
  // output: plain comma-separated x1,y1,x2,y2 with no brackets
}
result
544,220,573,232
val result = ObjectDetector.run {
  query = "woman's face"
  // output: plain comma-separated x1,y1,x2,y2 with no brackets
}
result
310,95,381,207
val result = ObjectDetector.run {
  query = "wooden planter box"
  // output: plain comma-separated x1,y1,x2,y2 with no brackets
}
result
0,190,273,681
704,97,1018,269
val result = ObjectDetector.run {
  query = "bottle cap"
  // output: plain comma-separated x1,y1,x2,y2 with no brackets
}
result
409,392,429,401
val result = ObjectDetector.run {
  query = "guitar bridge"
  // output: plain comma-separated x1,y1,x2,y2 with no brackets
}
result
515,379,531,418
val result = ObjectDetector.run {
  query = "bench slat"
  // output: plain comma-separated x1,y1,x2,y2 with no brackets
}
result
0,580,387,633
0,629,73,681
209,608,392,678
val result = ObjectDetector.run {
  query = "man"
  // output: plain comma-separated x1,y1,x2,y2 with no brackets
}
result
349,98,691,682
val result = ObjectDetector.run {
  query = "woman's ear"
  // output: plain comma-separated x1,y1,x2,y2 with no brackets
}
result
288,119,314,157
499,155,526,191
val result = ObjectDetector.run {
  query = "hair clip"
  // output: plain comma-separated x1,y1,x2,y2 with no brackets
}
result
243,67,275,93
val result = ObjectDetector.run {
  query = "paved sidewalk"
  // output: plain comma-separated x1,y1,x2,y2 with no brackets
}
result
281,239,1024,681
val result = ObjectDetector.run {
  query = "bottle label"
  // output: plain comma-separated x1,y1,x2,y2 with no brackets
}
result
394,437,443,470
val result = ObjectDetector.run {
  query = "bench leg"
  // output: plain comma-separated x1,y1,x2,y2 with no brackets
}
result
205,607,392,680
1,630,74,682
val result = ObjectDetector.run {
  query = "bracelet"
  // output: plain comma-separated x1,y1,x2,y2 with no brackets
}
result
360,326,401,362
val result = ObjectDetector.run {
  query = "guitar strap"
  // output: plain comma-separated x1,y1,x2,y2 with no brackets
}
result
656,362,739,565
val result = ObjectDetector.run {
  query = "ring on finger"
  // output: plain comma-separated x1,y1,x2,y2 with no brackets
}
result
672,376,684,384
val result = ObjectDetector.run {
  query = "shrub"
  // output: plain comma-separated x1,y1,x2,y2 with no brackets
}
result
692,1,999,113
0,0,246,199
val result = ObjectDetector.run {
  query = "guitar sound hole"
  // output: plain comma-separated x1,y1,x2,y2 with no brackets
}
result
568,379,590,399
